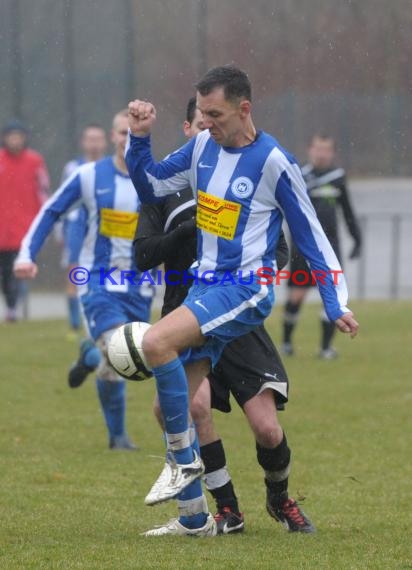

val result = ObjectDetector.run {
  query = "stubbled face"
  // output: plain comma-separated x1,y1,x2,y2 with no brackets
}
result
111,116,129,157
3,131,27,154
81,127,107,161
183,108,205,139
196,87,246,147
308,137,336,170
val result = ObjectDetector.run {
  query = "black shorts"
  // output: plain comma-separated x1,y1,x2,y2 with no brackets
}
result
287,241,341,288
208,325,289,413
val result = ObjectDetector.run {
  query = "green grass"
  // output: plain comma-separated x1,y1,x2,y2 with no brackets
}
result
0,301,411,569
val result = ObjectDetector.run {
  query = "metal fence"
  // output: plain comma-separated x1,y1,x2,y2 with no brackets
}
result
1,0,411,183
353,213,412,300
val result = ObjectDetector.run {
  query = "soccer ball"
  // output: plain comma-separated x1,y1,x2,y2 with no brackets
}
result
107,322,152,381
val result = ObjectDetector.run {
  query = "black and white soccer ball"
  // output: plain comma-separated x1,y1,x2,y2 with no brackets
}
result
107,322,152,381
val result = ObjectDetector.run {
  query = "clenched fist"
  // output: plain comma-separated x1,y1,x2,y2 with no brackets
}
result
14,261,38,280
128,100,157,137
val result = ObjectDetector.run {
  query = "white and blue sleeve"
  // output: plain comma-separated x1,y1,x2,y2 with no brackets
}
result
274,158,349,321
16,169,83,263
125,132,195,203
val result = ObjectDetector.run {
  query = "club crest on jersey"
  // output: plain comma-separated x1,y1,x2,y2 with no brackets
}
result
230,177,254,199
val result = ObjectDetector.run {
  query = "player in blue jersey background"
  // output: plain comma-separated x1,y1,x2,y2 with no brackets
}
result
125,66,359,537
58,124,107,337
14,110,153,450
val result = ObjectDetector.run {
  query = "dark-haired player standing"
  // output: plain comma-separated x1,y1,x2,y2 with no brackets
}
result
126,66,358,537
134,98,306,537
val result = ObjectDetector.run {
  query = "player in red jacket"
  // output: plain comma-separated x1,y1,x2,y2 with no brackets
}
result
0,120,49,321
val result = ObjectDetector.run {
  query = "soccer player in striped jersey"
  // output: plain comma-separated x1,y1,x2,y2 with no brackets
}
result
59,124,107,336
126,66,359,537
282,134,362,359
135,98,314,537
14,110,153,450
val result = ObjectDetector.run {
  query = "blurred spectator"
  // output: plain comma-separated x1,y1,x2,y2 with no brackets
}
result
0,120,49,321
282,133,362,359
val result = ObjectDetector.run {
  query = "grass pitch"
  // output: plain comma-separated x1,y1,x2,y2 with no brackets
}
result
0,301,411,569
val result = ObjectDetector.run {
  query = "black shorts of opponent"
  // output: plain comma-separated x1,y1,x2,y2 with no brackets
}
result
287,240,341,288
208,325,289,413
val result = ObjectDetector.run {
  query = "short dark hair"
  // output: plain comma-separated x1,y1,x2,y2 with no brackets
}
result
310,133,335,146
196,65,252,103
186,97,197,124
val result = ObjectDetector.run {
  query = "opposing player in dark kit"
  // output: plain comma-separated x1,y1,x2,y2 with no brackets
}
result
282,133,362,359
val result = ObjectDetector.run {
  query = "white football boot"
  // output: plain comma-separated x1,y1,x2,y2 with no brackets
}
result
143,513,217,537
145,450,204,506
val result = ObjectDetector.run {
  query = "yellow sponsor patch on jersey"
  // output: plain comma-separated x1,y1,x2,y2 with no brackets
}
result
196,190,241,240
99,208,139,240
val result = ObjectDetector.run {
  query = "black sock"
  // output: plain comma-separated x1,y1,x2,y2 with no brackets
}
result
321,318,336,350
209,480,239,514
283,301,301,343
256,435,291,500
200,440,240,514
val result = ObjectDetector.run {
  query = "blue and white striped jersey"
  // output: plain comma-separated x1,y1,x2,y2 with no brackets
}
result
17,156,146,296
126,129,349,321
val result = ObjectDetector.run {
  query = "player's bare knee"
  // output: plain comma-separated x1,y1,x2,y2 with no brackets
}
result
252,419,283,448
141,328,165,363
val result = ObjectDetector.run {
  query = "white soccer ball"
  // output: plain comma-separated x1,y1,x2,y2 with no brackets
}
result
107,322,152,381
